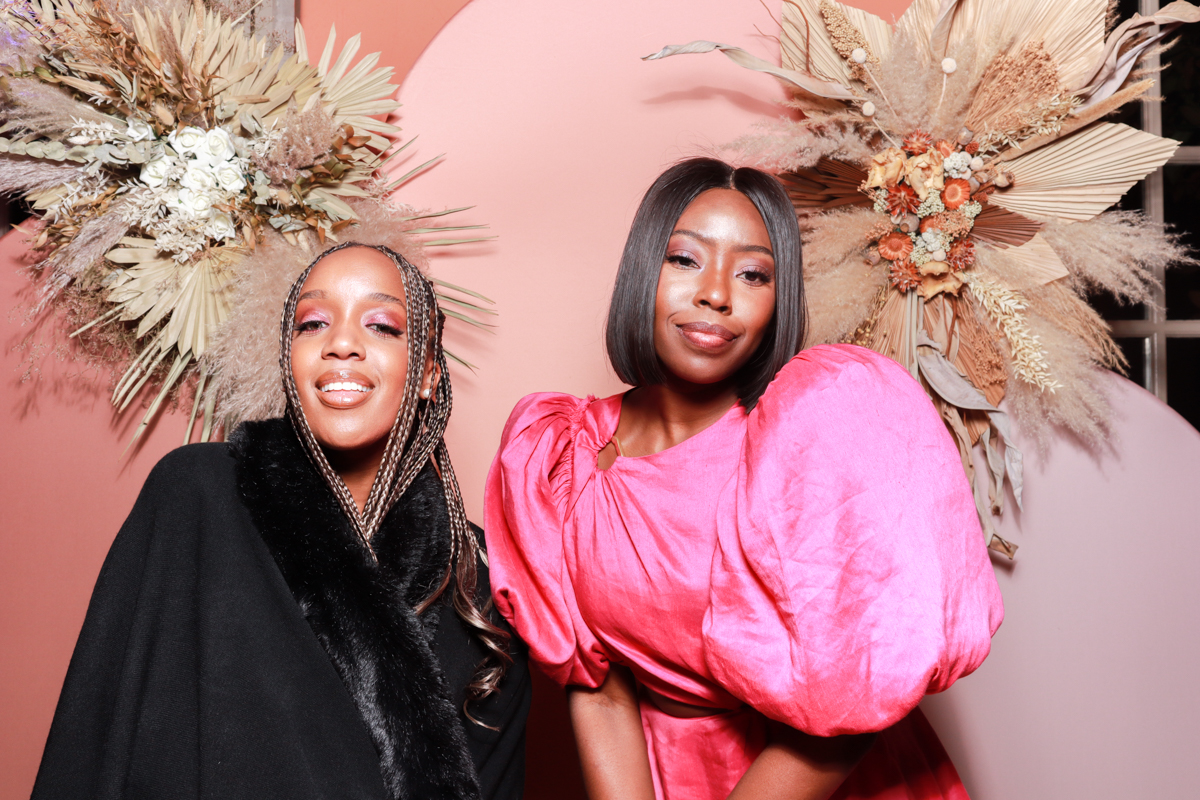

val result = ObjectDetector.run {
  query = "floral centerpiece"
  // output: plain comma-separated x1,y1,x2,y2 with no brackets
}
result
647,0,1199,555
1,0,489,444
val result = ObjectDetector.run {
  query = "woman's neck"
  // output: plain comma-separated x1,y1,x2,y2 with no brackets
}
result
614,379,740,458
325,440,388,515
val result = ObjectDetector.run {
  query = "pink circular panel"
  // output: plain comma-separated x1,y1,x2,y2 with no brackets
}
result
393,0,789,519
396,2,1200,798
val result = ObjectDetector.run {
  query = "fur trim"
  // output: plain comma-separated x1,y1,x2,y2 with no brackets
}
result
230,418,480,800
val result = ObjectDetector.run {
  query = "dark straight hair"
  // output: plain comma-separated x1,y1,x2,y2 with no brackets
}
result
604,157,807,409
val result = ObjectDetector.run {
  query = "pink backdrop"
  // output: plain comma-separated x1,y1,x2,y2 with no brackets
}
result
3,1,1199,799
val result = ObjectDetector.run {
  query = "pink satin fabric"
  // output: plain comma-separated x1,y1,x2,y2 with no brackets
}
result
485,344,1003,799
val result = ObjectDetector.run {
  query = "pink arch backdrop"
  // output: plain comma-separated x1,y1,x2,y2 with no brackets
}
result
2,1,1199,799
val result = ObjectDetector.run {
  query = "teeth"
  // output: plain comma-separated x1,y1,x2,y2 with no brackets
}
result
320,381,372,393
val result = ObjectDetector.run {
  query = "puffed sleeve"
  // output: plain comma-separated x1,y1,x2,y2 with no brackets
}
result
484,393,611,689
703,344,1003,736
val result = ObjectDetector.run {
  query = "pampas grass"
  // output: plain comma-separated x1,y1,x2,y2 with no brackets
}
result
0,78,119,137
0,157,85,195
44,204,133,281
1042,211,1195,303
800,207,889,344
253,104,340,185
731,113,876,171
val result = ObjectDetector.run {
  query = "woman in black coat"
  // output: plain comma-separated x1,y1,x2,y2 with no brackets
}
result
31,243,531,800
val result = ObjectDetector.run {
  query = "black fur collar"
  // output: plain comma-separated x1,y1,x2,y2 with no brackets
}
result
230,418,480,800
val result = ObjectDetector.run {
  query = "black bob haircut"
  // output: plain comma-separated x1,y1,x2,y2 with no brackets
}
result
604,157,807,410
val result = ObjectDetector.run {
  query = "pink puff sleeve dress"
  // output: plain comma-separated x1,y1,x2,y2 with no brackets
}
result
485,344,1003,800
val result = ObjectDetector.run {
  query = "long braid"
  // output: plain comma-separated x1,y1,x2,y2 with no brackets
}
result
279,242,511,715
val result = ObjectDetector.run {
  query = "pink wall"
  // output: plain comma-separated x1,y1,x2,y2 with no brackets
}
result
3,1,1199,799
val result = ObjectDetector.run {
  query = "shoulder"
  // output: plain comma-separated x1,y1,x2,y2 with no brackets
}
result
500,391,595,442
753,344,935,429
768,343,919,400
495,391,619,476
141,442,238,503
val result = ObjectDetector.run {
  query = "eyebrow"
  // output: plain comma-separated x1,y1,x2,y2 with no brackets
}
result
296,289,405,305
671,228,775,257
366,292,405,305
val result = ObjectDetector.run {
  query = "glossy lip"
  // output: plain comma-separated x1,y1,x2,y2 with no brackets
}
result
314,368,376,409
676,320,737,351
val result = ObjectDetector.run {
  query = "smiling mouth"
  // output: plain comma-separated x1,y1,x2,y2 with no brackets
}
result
314,370,376,408
319,381,373,393
677,321,737,350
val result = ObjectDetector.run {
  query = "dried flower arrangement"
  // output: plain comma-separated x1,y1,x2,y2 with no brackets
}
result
1,0,490,444
647,0,1199,556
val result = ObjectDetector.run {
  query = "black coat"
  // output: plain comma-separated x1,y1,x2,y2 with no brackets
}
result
30,419,531,800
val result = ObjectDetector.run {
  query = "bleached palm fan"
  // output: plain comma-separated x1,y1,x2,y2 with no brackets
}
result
648,0,1199,556
0,0,490,445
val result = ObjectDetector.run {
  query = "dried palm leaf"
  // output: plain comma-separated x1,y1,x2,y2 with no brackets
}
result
989,122,1180,220
781,157,869,210
779,0,892,84
970,203,1041,247
642,41,856,100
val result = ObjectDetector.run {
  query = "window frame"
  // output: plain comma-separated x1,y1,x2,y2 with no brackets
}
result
1107,0,1200,400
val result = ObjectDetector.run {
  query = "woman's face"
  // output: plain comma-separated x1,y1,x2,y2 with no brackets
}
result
653,188,777,389
290,247,432,456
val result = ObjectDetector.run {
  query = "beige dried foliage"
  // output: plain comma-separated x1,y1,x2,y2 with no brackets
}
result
965,42,1063,143
0,157,86,194
800,207,889,345
731,112,876,171
1041,211,1194,304
45,205,132,283
1002,304,1111,452
254,104,341,185
0,77,116,137
0,24,45,69
818,0,876,81
867,28,940,136
205,200,428,424
1033,281,1126,371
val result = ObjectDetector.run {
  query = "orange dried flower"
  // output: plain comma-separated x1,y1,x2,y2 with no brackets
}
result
920,210,972,239
941,178,971,210
935,139,956,157
948,239,976,271
865,220,893,244
885,184,920,215
902,129,933,156
965,141,979,155
877,231,914,262
889,258,921,291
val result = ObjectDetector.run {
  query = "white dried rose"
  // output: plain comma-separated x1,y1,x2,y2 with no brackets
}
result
207,210,237,241
168,126,207,158
160,187,182,212
140,156,173,188
125,118,154,142
213,161,247,193
180,163,218,194
200,127,236,164
176,186,215,217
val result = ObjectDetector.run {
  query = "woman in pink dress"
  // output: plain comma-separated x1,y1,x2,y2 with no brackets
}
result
485,158,1003,800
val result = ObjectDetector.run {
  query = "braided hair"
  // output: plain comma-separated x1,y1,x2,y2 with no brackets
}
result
278,241,511,716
